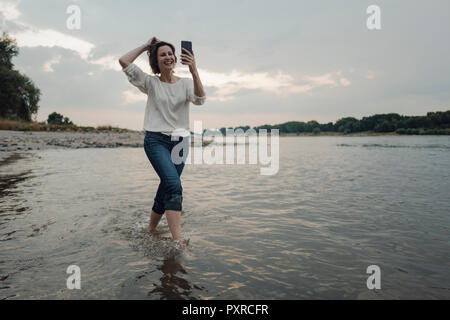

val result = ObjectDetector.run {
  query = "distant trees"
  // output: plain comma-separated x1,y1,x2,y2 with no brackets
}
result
0,33,41,121
335,117,360,134
47,112,74,125
233,125,250,133
219,110,450,135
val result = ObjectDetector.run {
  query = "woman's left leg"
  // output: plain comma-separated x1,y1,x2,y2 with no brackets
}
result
165,209,182,240
165,138,189,240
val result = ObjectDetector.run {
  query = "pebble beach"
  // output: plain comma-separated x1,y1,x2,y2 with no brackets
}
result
0,130,214,163
0,130,144,152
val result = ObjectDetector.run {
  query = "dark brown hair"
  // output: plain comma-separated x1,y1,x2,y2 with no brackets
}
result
147,40,177,74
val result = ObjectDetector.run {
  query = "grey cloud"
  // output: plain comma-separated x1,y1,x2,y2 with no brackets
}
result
12,46,137,114
4,0,450,129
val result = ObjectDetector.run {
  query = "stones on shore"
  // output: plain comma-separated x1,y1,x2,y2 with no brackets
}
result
0,130,213,152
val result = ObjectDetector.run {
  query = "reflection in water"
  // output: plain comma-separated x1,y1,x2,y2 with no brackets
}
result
0,170,33,199
0,153,26,167
0,153,34,201
0,153,34,240
149,254,202,300
119,224,204,300
0,153,36,299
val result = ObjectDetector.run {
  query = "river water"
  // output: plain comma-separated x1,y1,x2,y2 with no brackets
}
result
0,135,449,299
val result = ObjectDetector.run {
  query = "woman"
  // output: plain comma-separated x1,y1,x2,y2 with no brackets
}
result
118,37,206,242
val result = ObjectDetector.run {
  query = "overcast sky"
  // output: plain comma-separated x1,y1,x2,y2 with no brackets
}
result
1,0,449,130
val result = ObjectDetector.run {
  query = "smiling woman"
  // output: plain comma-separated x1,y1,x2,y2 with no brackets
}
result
118,37,206,243
146,39,178,76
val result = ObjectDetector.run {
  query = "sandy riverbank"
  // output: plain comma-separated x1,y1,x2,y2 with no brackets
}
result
0,130,217,160
0,129,417,154
0,130,146,153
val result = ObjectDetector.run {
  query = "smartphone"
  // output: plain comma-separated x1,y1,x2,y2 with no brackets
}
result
181,40,192,55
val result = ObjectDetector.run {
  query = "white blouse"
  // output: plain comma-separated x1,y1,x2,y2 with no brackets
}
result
122,63,206,137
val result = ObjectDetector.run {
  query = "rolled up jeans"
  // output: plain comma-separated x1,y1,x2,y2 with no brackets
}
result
144,131,189,214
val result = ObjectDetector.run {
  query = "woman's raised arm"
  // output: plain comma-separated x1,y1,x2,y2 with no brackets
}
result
118,37,158,69
181,48,206,98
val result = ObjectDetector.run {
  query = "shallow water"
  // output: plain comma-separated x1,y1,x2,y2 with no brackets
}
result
0,135,449,299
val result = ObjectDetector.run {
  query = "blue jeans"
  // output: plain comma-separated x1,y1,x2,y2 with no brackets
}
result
144,131,189,214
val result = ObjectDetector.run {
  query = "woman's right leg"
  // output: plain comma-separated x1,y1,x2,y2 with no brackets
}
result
147,210,163,232
147,182,165,231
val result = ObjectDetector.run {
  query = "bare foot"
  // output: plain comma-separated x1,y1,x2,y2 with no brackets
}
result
173,238,190,250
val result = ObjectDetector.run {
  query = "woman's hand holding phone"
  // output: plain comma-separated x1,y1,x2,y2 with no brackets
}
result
181,47,197,74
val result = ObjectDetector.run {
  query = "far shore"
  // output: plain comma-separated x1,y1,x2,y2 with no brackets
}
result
1,116,448,157
1,118,448,137
0,129,442,154
278,131,399,137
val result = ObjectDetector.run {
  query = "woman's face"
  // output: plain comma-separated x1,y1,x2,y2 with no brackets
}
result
157,45,176,73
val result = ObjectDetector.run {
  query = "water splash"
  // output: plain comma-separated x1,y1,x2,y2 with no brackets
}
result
126,221,191,260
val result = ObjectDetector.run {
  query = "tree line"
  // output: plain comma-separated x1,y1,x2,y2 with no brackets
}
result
219,111,450,135
0,32,40,122
0,33,76,126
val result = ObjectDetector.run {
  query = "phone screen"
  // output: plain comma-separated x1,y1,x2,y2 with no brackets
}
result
181,41,192,55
